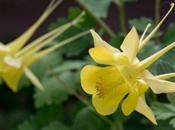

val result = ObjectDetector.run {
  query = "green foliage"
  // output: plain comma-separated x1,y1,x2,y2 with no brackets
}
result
151,102,175,129
73,107,108,130
2,1,175,130
77,0,112,18
42,121,70,130
113,0,138,6
152,102,175,120
129,17,154,32
34,77,69,108
18,105,65,130
163,23,175,44
167,94,175,106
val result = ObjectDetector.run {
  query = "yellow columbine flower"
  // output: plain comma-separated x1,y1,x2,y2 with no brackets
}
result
81,3,175,124
0,0,88,92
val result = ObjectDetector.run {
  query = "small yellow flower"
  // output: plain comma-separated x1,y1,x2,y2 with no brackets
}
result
0,0,87,92
81,3,175,124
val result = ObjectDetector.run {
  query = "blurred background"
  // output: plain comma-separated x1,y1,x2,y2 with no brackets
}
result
0,0,175,130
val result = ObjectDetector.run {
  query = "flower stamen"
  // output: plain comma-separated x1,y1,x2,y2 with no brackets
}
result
139,24,151,45
139,3,175,50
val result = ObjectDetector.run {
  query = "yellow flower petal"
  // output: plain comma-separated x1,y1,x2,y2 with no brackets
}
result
0,43,10,53
135,96,157,125
121,79,147,116
80,65,101,94
120,27,139,62
92,84,128,115
156,73,175,80
145,77,175,94
143,71,175,93
137,80,148,96
2,65,24,92
90,30,120,53
89,47,128,65
121,90,139,116
81,65,124,94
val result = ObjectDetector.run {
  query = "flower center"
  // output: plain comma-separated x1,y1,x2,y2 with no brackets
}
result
95,80,106,98
94,68,125,99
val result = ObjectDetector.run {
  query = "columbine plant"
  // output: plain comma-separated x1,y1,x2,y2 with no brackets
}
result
0,0,88,92
81,3,175,124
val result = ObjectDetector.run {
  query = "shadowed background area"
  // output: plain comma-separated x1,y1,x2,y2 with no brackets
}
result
0,0,173,41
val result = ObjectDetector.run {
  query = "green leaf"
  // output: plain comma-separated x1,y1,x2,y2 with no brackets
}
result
18,121,38,130
154,120,174,130
73,107,108,130
48,21,91,57
138,41,160,59
157,45,175,68
42,121,70,130
156,60,175,75
167,94,175,107
53,60,86,73
59,71,81,91
129,17,154,32
151,101,175,129
18,105,64,130
151,102,175,120
34,77,69,108
68,7,96,29
163,23,175,44
170,118,175,129
59,34,90,57
113,0,138,6
77,0,111,18
47,7,93,57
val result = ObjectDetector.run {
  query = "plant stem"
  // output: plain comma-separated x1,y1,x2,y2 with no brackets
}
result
112,0,126,33
118,3,126,33
75,0,116,38
155,0,160,25
155,0,160,42
41,60,114,126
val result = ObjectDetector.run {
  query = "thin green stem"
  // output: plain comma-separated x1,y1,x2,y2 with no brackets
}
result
112,0,126,33
155,0,161,41
75,0,116,38
41,60,113,126
118,3,126,33
155,0,160,25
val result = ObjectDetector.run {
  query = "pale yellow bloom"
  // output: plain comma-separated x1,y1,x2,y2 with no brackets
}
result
81,3,175,124
0,0,88,92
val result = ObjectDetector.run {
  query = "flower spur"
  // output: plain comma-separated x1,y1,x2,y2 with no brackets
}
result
0,0,87,92
81,3,175,124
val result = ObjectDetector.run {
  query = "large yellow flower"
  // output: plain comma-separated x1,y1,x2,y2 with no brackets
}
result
0,0,87,92
81,3,175,124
